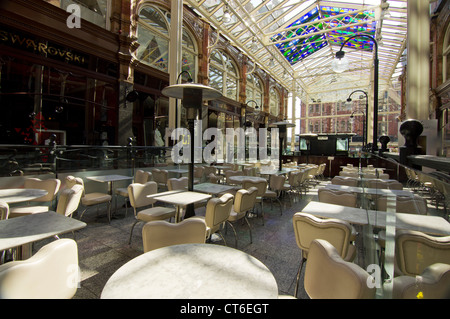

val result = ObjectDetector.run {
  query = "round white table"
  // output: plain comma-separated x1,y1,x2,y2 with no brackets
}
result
101,243,279,299
0,188,48,204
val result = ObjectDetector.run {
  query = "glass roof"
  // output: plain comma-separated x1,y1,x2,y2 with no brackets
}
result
185,0,408,101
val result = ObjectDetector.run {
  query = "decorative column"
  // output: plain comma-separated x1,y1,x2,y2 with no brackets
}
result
113,0,138,145
407,0,430,120
168,0,183,132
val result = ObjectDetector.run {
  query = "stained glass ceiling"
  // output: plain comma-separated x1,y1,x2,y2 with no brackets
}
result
185,0,408,101
272,5,376,65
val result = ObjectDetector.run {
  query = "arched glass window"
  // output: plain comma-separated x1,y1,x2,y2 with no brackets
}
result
246,74,264,107
137,6,170,72
269,87,280,116
443,24,450,83
209,50,239,100
137,6,197,78
181,28,197,79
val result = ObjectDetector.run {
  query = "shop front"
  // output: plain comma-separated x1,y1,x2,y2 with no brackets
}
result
0,0,119,146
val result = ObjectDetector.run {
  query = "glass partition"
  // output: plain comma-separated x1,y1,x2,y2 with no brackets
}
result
355,153,450,299
0,144,170,177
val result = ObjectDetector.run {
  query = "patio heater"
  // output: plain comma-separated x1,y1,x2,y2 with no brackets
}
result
270,120,295,171
162,83,221,218
332,34,379,153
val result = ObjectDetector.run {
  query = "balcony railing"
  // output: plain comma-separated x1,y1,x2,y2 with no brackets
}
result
0,144,171,177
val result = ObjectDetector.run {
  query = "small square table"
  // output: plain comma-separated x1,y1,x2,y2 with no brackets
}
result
302,201,369,225
0,211,86,259
324,184,414,197
227,175,267,184
87,175,133,215
193,182,235,195
86,175,133,195
0,188,48,204
302,201,450,235
148,190,211,222
165,168,189,177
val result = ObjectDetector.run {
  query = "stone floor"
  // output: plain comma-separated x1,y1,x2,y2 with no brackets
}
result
33,178,446,299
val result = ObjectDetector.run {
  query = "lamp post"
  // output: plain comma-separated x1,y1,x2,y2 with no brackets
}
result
347,90,368,148
332,34,379,153
270,120,295,171
349,109,366,151
162,83,221,218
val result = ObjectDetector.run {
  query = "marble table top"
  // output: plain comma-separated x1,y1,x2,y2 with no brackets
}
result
302,201,450,235
101,243,279,299
370,211,450,236
149,190,212,222
324,184,414,197
0,211,86,251
193,183,235,195
302,201,369,225
149,190,211,206
0,188,48,204
227,176,266,184
259,168,299,175
86,174,133,183
165,168,189,174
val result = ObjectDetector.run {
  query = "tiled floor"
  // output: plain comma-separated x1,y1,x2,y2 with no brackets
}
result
33,178,446,299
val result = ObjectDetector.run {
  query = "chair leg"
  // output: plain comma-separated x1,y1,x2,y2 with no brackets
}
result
272,198,283,215
79,208,87,221
128,220,141,245
227,221,238,248
217,231,227,247
107,201,112,223
294,257,306,298
244,216,252,244
115,195,118,217
260,201,265,225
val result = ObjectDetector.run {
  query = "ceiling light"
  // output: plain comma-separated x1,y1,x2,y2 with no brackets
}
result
222,6,231,23
331,50,349,73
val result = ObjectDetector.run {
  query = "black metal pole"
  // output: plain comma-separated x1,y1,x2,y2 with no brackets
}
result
365,98,368,147
372,54,379,152
279,136,283,171
338,35,378,153
348,90,368,149
183,118,196,219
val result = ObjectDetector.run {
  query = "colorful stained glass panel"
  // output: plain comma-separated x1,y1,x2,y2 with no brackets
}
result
271,5,376,65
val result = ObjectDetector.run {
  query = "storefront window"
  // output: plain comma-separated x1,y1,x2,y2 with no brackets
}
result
137,6,170,72
209,50,239,100
0,57,118,145
269,87,280,116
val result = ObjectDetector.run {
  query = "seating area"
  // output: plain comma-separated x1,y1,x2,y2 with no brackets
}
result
1,162,449,299
2,0,450,302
